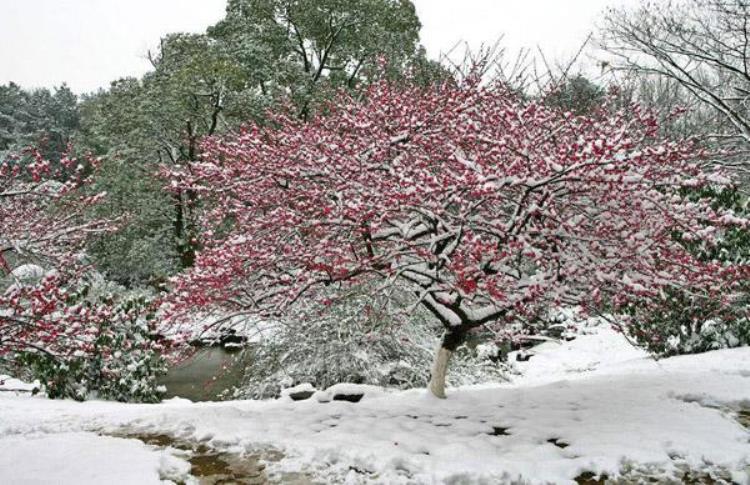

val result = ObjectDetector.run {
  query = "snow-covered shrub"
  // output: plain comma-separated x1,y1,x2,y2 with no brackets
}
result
626,290,750,357
626,187,750,357
6,264,45,286
233,285,511,399
8,283,167,402
0,149,164,400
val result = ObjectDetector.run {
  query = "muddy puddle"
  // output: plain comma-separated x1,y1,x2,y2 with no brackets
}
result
110,432,313,485
574,466,734,484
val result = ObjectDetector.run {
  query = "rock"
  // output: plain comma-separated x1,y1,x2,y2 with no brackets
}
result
219,329,248,348
322,383,386,403
516,352,533,362
547,437,570,449
10,264,45,283
281,383,317,401
288,390,315,401
332,393,363,403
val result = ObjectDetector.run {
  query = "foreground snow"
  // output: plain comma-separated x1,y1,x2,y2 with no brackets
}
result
0,432,191,484
1,326,749,484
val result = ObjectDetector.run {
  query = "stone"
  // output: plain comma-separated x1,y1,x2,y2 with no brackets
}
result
332,393,363,403
288,390,315,401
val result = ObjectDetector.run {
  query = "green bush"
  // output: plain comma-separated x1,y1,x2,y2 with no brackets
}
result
626,290,749,357
627,186,750,357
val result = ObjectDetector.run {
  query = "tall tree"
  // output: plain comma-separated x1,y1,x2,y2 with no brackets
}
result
142,33,256,268
78,79,182,286
0,83,79,163
79,2,430,283
544,75,605,116
209,0,426,119
165,72,749,398
79,35,256,280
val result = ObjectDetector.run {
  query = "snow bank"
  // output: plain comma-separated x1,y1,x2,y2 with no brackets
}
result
0,432,192,485
0,374,39,393
509,322,648,385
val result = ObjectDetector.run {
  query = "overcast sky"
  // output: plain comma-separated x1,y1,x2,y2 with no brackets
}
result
0,0,632,93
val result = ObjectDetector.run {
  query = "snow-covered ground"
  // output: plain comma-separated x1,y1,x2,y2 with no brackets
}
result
1,325,749,484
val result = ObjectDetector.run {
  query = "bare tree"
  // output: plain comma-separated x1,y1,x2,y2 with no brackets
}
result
602,0,750,174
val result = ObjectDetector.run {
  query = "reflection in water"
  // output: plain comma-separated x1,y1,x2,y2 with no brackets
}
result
159,346,251,401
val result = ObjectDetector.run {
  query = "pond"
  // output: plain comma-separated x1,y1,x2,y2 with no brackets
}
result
159,346,252,401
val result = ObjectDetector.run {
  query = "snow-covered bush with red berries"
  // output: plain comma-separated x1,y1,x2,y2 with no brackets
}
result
0,151,167,401
166,70,749,397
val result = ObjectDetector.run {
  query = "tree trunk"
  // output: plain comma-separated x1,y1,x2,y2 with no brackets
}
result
428,329,466,399
173,190,196,269
428,344,453,398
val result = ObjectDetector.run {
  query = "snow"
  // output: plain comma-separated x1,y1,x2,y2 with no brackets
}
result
0,374,39,393
314,383,391,403
507,322,647,385
1,324,749,484
167,312,279,345
9,264,45,282
0,432,193,485
280,382,316,399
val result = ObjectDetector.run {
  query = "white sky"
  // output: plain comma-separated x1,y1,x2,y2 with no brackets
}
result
0,0,634,94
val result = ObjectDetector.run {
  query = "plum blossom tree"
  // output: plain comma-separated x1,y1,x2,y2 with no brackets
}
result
167,72,749,398
0,152,166,401
0,150,109,270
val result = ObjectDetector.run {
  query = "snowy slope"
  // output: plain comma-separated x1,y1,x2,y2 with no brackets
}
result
1,325,749,484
